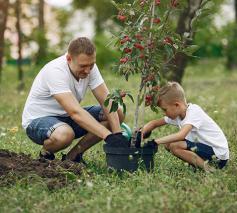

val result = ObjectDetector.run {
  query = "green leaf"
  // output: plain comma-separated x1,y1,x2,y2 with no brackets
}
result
110,101,119,113
150,105,159,113
104,98,110,107
125,73,129,81
114,89,120,97
138,93,144,106
183,45,199,56
62,171,77,181
127,93,134,103
164,45,173,59
122,103,127,115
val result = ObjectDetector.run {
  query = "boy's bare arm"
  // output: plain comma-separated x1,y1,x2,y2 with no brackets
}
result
143,118,166,133
155,124,192,144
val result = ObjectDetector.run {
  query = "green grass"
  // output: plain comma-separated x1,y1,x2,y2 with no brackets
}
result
0,59,237,213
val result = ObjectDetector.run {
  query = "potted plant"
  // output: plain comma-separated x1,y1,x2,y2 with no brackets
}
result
103,0,197,172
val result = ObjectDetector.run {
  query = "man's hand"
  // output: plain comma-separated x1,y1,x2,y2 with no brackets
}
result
105,132,130,147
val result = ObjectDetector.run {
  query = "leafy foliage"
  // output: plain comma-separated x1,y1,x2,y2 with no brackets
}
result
104,89,134,114
106,0,190,130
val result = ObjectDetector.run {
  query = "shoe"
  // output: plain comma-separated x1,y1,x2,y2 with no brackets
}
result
74,153,87,165
61,153,87,166
39,149,55,160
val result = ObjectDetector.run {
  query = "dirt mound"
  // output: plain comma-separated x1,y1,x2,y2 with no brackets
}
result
0,149,86,190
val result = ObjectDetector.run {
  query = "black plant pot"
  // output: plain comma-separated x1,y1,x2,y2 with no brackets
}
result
103,145,158,173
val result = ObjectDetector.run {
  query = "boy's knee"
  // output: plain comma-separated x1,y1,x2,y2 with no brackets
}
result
169,143,179,154
164,143,171,152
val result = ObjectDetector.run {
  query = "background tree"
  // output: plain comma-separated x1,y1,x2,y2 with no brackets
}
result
165,0,203,83
35,0,48,64
15,0,24,91
0,0,10,83
226,0,237,70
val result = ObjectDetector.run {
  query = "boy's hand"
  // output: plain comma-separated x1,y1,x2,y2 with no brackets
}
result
135,130,142,148
105,133,130,147
143,139,158,149
143,131,152,139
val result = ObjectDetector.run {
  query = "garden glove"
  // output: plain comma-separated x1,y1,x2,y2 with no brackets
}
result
143,139,158,149
105,132,130,147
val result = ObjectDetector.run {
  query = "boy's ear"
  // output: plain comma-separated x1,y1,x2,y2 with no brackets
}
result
66,54,72,62
174,101,181,107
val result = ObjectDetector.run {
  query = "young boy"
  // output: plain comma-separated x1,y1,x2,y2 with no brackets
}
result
142,82,229,171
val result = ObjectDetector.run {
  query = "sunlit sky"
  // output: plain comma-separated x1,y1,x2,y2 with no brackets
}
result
45,0,72,7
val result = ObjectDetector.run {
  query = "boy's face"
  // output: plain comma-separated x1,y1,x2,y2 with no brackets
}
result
159,100,181,119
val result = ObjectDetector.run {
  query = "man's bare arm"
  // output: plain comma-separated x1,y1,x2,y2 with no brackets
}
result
53,92,111,139
92,83,121,133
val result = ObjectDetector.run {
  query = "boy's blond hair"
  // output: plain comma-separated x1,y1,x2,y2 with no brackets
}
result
158,82,186,105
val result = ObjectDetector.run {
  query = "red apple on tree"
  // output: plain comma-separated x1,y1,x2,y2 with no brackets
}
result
155,0,161,6
153,18,161,24
117,15,127,22
119,91,126,98
120,57,129,63
120,35,131,44
134,43,145,50
124,47,132,54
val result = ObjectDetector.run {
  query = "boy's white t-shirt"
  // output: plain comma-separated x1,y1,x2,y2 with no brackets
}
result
22,55,104,129
164,103,229,160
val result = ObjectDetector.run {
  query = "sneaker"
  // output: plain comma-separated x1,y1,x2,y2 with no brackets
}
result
61,153,87,165
74,153,87,165
39,149,55,160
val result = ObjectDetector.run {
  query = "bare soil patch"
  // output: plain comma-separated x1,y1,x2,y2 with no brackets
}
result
0,149,85,190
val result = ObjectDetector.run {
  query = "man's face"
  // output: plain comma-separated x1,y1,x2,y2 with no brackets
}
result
67,53,96,80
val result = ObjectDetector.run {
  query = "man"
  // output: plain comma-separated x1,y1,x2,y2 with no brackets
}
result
22,37,127,163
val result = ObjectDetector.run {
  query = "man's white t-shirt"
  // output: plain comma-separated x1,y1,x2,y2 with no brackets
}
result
22,54,104,129
164,103,229,160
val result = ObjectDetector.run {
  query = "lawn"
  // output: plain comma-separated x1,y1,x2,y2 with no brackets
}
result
0,58,237,213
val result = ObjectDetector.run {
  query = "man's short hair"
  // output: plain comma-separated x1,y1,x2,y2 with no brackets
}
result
158,81,186,105
68,37,96,57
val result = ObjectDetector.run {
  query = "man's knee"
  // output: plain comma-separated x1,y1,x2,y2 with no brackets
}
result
47,125,75,146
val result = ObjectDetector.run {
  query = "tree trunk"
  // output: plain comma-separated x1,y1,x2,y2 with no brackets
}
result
226,0,237,70
168,0,203,84
0,0,9,83
235,0,237,22
15,0,24,90
36,0,47,64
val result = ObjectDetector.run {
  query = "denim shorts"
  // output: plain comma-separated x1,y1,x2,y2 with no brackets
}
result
186,140,228,169
26,105,104,145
